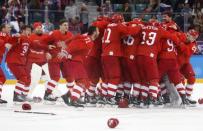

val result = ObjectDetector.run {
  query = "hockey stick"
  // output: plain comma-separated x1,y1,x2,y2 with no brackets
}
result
14,110,56,115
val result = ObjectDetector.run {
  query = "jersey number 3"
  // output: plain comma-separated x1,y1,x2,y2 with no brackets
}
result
21,44,29,56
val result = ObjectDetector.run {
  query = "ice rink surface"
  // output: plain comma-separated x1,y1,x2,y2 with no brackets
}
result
0,84,203,131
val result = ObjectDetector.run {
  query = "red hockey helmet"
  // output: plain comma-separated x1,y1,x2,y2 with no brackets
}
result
132,18,143,25
132,18,141,22
148,18,160,27
111,13,124,23
97,15,111,22
118,98,129,108
33,22,42,29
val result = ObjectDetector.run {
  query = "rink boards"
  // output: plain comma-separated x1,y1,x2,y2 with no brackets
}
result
1,54,203,84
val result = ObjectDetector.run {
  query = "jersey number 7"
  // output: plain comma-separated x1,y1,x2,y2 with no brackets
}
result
102,28,111,44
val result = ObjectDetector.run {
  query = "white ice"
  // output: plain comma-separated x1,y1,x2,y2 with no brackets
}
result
0,84,203,131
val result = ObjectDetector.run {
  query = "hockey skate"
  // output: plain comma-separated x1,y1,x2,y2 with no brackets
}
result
140,98,150,108
106,97,117,105
162,94,172,108
186,97,197,107
148,97,162,107
44,91,57,104
78,95,86,105
162,94,170,104
97,96,106,104
96,96,107,107
130,97,141,107
70,100,85,107
85,95,97,106
123,93,131,101
180,95,190,108
61,93,71,106
61,92,85,107
115,93,123,102
0,98,7,104
13,92,25,102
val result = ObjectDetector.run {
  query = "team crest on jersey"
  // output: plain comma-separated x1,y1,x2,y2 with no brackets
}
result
150,53,154,58
109,51,113,56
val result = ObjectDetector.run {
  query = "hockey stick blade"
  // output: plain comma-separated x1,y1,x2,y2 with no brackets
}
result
14,110,56,115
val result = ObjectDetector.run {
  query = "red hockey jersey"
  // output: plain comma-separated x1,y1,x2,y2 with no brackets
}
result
101,23,141,57
48,30,73,62
28,33,50,63
137,25,180,59
88,20,109,58
6,35,30,65
67,34,94,62
0,32,10,61
177,33,197,65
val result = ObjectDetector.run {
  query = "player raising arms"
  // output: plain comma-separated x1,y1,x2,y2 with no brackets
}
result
0,23,11,104
84,16,110,104
6,25,32,102
100,13,141,105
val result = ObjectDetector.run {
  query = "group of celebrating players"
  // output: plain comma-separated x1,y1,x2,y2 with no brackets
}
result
0,11,199,108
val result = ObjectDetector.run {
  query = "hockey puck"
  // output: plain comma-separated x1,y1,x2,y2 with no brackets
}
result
107,118,119,128
22,103,31,110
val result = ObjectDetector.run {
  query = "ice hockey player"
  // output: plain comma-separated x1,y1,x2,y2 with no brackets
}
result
6,25,32,102
0,23,11,104
27,22,55,101
44,19,74,102
60,26,99,107
136,18,181,107
84,16,110,104
122,18,143,106
177,29,199,105
158,20,188,106
100,13,141,105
